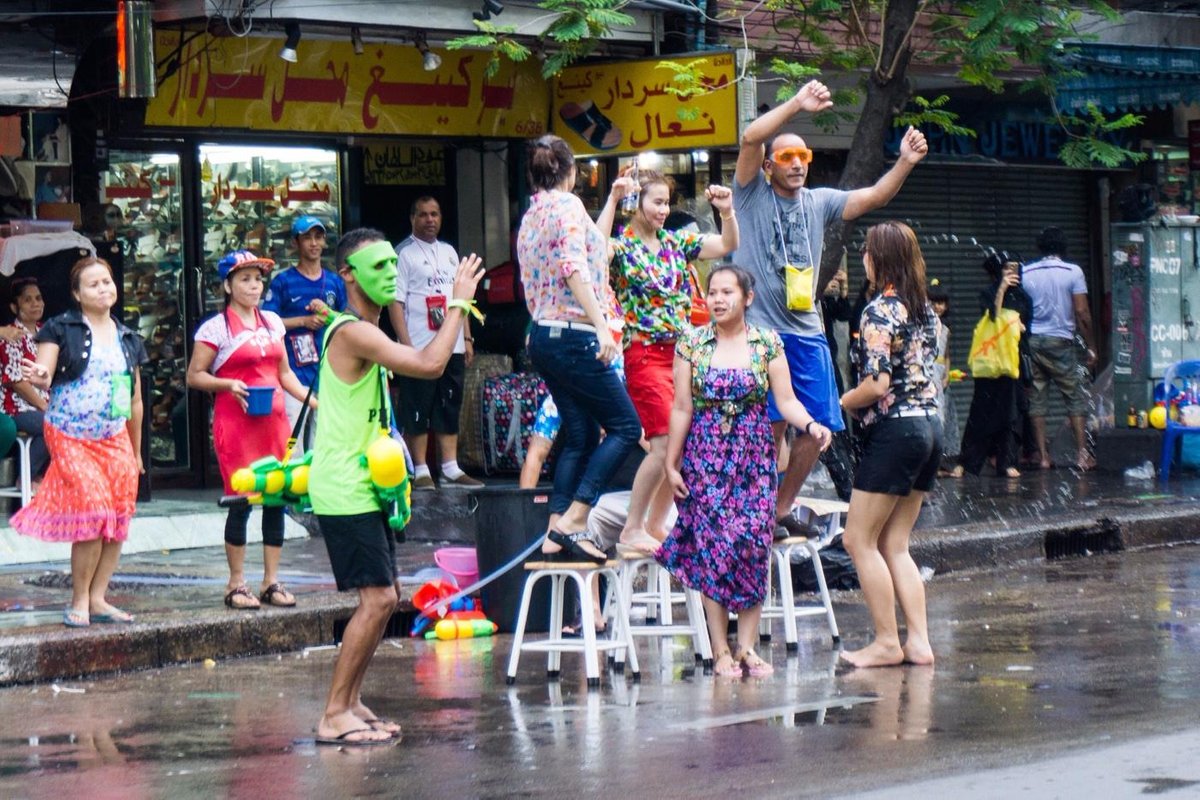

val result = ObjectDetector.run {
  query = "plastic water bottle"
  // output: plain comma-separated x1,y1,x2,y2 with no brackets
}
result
619,160,639,214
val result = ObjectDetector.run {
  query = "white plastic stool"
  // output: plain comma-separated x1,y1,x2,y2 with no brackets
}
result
624,555,679,624
759,536,840,651
505,560,639,688
609,552,713,670
0,434,34,508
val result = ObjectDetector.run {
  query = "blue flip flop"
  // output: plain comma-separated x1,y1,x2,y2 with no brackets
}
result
63,609,90,628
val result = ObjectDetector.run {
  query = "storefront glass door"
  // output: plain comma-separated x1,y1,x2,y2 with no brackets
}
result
100,150,189,472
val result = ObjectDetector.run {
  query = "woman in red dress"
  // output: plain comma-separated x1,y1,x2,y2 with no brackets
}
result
187,251,312,610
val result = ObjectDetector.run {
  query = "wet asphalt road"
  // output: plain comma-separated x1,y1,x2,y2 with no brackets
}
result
2,544,1200,799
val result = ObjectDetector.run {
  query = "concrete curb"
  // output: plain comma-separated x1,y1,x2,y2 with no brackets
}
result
3,501,1200,687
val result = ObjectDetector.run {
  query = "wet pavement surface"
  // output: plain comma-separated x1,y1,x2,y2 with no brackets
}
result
1,544,1200,798
1,468,1198,632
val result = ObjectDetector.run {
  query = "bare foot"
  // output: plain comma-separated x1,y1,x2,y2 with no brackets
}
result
839,641,905,669
352,702,401,737
902,641,935,666
1004,467,1020,478
947,465,964,478
317,710,391,744
618,527,662,554
1076,451,1096,471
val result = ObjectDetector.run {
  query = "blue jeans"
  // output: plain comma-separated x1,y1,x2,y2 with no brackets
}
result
529,325,641,515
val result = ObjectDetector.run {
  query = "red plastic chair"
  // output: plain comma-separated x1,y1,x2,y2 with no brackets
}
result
1159,359,1200,481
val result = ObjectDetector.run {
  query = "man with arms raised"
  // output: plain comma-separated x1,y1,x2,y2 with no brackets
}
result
734,80,928,535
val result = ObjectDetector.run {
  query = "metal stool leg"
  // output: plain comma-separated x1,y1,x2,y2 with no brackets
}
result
776,546,800,652
606,567,640,681
575,571,602,688
547,574,567,677
759,557,774,643
686,587,713,667
804,540,840,643
506,571,542,684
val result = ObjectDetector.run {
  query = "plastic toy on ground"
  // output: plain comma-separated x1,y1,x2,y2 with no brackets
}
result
424,619,498,640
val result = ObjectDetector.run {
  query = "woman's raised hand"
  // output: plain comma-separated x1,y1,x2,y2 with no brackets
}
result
452,253,485,301
705,184,733,214
609,174,638,204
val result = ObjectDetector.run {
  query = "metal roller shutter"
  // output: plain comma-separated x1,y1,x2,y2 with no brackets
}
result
851,164,1093,439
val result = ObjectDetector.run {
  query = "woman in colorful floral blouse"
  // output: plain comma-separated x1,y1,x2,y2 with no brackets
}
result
597,170,739,554
839,221,941,668
659,265,831,678
0,277,50,479
517,134,642,562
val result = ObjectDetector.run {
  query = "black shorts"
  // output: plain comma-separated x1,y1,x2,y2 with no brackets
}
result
396,353,466,435
316,511,397,591
853,415,943,496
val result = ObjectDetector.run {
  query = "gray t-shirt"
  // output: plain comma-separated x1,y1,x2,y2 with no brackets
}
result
733,174,849,337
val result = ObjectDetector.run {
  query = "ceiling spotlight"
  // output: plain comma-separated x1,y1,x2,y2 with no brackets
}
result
416,34,441,71
473,0,505,22
279,22,301,63
351,26,364,56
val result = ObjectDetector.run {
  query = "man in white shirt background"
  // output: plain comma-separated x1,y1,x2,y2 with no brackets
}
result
388,197,483,490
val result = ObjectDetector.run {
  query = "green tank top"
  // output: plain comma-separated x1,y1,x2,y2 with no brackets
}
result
308,315,392,516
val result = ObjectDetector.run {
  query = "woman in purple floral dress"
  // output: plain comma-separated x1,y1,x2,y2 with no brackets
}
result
659,265,832,678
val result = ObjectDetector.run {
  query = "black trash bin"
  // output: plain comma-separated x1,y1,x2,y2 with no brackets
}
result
471,486,553,633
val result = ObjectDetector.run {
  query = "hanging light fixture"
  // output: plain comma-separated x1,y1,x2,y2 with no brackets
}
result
279,23,301,63
416,34,441,72
473,0,505,21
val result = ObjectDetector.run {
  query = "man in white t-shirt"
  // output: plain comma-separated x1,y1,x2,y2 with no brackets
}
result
388,197,482,490
1020,226,1096,470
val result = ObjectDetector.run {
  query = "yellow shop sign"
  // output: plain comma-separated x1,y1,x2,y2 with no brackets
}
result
551,52,738,156
146,31,549,138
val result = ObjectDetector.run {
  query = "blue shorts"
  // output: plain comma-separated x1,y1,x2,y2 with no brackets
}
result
532,395,560,441
767,333,846,432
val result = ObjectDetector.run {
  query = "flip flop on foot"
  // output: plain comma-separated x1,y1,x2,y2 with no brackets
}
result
224,585,261,610
362,718,402,738
712,649,740,677
91,607,135,624
315,728,394,747
259,582,296,607
63,608,90,628
545,529,608,565
735,647,774,678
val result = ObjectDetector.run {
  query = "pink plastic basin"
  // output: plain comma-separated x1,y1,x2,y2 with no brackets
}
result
434,547,478,588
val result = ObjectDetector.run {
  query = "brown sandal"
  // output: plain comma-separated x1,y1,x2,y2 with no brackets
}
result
259,582,296,607
224,585,260,610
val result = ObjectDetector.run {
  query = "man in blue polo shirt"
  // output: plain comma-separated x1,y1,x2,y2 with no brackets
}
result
734,79,927,535
262,215,347,448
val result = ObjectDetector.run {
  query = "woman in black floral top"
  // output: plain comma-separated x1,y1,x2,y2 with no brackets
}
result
839,221,941,669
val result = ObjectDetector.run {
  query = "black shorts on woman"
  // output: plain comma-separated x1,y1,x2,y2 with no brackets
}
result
853,413,943,495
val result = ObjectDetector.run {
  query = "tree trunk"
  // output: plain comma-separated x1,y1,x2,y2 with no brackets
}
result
820,0,921,291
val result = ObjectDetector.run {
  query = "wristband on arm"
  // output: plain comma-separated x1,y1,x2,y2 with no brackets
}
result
446,298,486,324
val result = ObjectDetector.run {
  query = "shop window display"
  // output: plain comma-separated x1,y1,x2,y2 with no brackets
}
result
101,151,188,469
198,144,341,316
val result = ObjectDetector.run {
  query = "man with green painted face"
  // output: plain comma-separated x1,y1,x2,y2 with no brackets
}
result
308,227,484,747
